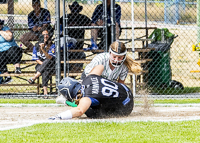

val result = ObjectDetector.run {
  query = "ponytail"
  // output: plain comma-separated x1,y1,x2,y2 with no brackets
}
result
124,55,142,75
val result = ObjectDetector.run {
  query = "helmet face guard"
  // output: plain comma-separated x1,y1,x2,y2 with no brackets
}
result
109,42,127,67
58,77,81,102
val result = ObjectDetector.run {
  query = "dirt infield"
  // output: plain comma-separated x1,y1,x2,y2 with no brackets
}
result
1,105,200,130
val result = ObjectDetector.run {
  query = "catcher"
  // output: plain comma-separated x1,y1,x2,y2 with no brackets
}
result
81,41,142,84
49,65,134,120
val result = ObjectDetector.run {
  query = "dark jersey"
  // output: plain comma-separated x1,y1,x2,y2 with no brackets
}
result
28,8,51,29
82,74,133,118
32,42,55,61
82,74,132,106
91,4,121,25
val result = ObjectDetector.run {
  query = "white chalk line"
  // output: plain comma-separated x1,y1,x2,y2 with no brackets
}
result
1,103,200,131
1,116,200,131
1,103,200,107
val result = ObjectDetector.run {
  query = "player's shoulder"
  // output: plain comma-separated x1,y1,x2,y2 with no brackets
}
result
94,4,103,11
28,10,34,17
41,8,50,14
95,52,109,59
115,3,121,8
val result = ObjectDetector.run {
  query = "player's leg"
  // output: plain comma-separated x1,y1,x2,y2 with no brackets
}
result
85,106,102,118
7,46,22,73
20,32,39,51
118,93,134,116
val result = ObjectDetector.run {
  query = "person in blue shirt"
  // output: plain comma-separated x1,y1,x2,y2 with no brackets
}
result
90,0,121,50
20,0,53,51
0,19,22,84
27,28,55,96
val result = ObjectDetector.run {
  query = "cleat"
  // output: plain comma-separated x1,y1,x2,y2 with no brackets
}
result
48,115,62,120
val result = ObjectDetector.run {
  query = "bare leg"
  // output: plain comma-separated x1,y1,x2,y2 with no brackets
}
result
14,63,20,68
32,71,41,81
91,23,99,42
43,86,48,95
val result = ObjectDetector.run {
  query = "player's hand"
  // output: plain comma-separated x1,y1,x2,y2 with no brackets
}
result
96,19,104,26
39,43,45,50
37,27,42,31
32,26,38,32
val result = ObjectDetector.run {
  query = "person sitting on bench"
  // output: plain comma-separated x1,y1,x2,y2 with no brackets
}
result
0,19,22,84
27,28,55,96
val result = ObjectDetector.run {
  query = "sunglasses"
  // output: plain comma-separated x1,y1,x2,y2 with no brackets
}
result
42,34,49,36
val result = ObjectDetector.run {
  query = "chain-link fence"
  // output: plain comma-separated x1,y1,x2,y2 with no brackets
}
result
0,0,199,98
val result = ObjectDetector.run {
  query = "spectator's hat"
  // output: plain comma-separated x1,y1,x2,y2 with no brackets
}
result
0,19,4,25
69,1,83,13
32,0,40,5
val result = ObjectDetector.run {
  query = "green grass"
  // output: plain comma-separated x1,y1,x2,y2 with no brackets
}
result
1,98,200,104
153,99,200,104
1,121,200,142
149,87,200,95
0,99,56,104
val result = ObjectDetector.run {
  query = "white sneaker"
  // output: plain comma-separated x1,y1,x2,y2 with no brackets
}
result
56,95,66,104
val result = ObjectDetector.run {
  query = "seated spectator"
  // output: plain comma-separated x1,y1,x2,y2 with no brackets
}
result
20,0,53,51
59,1,90,73
60,1,91,49
90,0,121,50
0,19,22,84
27,28,55,96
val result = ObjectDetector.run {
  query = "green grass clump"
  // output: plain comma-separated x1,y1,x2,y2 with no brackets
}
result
1,98,200,104
0,99,56,104
1,121,200,142
154,99,200,104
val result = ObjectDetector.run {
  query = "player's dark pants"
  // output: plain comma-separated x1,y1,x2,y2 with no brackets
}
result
0,46,22,73
35,58,55,87
85,95,134,118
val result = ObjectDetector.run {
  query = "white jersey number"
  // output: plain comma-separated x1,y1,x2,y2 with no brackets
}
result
101,79,119,97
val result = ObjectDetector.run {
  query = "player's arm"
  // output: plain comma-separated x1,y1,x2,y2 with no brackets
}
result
49,97,92,120
118,78,125,84
89,65,104,76
115,22,120,41
70,97,92,118
32,46,43,64
39,43,52,59
0,29,12,41
118,66,128,84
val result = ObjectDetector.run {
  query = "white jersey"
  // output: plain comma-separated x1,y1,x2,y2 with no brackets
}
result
84,53,128,82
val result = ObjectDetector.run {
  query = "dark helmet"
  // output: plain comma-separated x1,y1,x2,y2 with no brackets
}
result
58,77,81,102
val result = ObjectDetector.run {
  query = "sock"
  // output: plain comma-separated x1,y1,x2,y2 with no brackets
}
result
58,110,72,120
